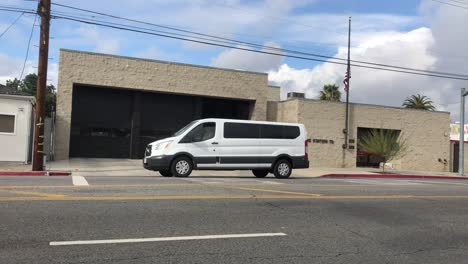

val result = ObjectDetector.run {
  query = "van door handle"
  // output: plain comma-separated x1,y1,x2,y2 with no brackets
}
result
212,142,219,145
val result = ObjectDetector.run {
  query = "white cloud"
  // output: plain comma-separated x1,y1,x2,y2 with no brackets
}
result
0,53,22,84
133,46,182,61
0,53,58,87
211,42,283,72
269,28,437,102
75,26,121,54
265,2,468,122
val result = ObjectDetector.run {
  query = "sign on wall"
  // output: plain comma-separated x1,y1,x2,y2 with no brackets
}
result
450,124,468,141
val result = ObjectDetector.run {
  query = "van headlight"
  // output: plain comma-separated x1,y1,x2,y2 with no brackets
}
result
153,141,173,151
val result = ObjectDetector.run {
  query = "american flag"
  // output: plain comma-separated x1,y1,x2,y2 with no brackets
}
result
343,69,350,93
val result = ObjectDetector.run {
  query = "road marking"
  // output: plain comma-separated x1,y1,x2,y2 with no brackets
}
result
0,183,300,190
219,186,321,196
409,180,468,186
8,190,67,198
50,233,287,246
2,194,468,201
343,179,421,185
0,183,199,189
258,181,284,185
72,176,89,186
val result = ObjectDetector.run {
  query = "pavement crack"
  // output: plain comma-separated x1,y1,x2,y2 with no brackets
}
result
263,201,285,210
391,246,467,257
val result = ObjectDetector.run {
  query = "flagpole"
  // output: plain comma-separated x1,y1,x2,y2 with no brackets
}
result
344,17,351,150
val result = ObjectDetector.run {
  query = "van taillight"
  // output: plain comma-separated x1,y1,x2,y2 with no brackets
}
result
305,139,309,159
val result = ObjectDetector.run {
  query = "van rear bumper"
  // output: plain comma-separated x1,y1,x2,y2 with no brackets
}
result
292,156,309,169
143,155,173,171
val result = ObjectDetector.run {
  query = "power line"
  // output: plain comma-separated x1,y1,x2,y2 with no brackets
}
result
19,14,38,81
431,0,468,9
0,7,35,15
50,4,468,78
0,5,36,13
444,0,468,6
51,15,468,81
4,3,468,80
0,12,24,39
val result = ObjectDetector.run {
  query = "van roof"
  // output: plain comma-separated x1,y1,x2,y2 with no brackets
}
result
197,118,303,126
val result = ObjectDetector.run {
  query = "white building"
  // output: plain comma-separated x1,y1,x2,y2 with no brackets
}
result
0,92,35,163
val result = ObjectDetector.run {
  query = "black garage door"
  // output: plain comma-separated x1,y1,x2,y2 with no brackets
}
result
70,85,253,159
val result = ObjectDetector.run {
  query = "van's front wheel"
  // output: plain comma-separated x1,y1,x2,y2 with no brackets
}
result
252,169,268,178
273,159,292,179
171,156,193,177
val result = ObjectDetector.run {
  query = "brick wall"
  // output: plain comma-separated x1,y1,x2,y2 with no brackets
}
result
56,49,279,160
273,98,451,172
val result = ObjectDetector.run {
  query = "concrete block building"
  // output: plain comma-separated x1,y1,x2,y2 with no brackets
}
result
269,97,450,172
0,91,35,163
55,49,451,172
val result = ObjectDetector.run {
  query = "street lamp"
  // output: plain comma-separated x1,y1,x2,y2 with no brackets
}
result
459,88,468,176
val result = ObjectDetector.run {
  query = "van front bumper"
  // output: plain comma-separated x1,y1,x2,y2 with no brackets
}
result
143,155,173,171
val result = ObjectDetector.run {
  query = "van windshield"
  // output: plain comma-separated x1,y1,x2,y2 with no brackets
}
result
172,120,198,137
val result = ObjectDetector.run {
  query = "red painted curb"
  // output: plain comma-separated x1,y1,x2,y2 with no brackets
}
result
0,171,71,176
321,174,468,180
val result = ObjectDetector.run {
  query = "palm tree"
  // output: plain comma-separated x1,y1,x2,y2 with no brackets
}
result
402,94,435,111
358,129,408,172
319,84,341,101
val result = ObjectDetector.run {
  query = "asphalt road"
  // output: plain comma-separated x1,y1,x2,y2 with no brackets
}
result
1,175,468,263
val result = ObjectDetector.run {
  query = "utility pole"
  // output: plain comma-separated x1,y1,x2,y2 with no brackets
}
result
32,0,51,171
343,17,351,149
459,88,468,176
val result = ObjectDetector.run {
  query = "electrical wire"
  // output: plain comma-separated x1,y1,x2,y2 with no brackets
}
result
50,3,468,78
3,3,468,80
0,12,24,39
431,0,468,9
0,5,36,13
19,14,38,81
51,14,468,81
443,0,468,6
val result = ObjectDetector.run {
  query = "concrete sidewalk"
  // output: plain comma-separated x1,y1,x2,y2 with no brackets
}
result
0,162,31,172
43,158,406,178
44,158,383,177
1,158,461,178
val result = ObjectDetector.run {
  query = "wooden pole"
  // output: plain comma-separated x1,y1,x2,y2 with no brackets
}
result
32,0,51,171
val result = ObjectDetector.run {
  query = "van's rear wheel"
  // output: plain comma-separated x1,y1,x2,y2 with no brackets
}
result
171,156,193,177
159,170,173,177
273,159,292,179
252,169,268,178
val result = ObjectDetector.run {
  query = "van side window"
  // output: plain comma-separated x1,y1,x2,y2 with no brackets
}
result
260,125,300,139
224,123,260,138
180,122,216,143
224,122,299,139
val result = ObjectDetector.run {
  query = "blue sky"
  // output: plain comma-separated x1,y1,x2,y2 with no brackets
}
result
0,0,425,73
1,0,467,120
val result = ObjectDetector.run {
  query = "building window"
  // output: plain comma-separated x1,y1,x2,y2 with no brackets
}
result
0,114,15,134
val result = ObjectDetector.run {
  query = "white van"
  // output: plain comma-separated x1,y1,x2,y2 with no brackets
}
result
143,118,309,178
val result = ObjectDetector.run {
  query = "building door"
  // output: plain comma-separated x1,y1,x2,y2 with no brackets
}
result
70,85,133,158
69,85,254,159
453,142,459,173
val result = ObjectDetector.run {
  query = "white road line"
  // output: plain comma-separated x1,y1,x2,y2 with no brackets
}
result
72,176,89,186
343,179,421,185
258,181,284,185
50,232,287,246
409,180,468,186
